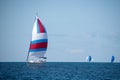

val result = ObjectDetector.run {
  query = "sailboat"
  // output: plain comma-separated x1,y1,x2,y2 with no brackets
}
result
111,56,115,63
86,56,93,62
26,16,48,63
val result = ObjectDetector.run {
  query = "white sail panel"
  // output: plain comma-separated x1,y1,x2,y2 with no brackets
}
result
32,18,38,34
32,33,47,41
29,51,46,58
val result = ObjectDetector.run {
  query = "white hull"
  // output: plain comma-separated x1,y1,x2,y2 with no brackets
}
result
28,60,46,64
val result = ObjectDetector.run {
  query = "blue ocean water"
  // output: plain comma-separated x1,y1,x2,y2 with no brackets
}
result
0,62,120,80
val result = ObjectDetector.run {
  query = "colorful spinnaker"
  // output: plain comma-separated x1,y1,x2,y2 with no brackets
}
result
27,16,48,63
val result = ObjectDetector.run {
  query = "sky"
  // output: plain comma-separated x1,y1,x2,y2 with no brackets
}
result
0,0,120,62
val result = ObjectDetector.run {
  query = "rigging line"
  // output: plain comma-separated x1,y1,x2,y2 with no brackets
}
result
26,42,31,61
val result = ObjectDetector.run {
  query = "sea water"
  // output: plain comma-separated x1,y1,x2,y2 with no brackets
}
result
0,62,120,80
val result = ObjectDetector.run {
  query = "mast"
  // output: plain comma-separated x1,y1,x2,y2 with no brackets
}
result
26,52,29,61
26,42,31,61
26,50,30,62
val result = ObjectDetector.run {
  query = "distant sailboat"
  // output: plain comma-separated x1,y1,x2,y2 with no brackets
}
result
86,56,93,62
111,56,115,63
26,16,48,63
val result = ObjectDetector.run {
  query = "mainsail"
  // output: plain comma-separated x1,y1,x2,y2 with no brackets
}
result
111,56,115,63
27,16,48,63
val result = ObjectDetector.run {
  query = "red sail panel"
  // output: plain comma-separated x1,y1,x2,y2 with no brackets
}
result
37,19,45,33
30,42,47,49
